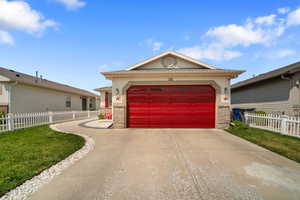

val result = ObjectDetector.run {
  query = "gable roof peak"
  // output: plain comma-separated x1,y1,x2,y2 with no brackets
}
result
126,50,217,71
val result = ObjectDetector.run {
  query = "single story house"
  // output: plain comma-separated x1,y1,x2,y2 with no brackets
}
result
101,51,243,128
231,61,300,115
94,86,112,109
0,67,99,113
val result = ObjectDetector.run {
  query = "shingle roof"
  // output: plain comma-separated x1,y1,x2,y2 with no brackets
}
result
0,67,96,97
231,61,300,90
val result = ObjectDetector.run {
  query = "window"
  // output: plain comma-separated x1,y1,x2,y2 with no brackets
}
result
66,96,71,108
89,98,94,110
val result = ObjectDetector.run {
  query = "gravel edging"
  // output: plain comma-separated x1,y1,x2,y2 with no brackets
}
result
0,124,95,200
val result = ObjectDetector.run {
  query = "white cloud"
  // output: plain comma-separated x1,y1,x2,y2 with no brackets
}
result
0,0,56,45
0,30,14,45
278,7,290,14
178,7,300,61
287,7,300,26
276,49,296,57
178,44,242,61
255,14,277,26
206,24,267,47
0,0,57,34
206,14,286,48
146,39,163,51
269,49,296,59
257,49,296,60
55,0,86,11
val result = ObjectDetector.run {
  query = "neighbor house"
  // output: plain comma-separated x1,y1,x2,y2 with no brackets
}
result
231,61,300,115
94,86,112,109
0,67,99,113
101,51,243,128
94,86,112,117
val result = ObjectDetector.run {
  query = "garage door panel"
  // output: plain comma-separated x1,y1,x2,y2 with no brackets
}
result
127,85,215,128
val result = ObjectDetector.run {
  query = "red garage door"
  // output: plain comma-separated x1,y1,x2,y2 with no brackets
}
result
127,85,215,128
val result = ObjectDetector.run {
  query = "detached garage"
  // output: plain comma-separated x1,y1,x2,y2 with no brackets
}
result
102,51,243,129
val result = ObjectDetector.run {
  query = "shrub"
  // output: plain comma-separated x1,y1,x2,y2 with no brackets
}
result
98,113,105,120
231,121,249,130
255,110,266,115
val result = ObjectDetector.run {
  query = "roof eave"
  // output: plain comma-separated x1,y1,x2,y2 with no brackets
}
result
94,88,112,92
102,70,244,80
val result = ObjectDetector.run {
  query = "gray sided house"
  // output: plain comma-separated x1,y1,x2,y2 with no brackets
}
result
231,61,300,115
0,67,98,113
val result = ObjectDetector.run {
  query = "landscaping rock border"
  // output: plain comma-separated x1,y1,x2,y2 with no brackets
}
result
0,123,95,200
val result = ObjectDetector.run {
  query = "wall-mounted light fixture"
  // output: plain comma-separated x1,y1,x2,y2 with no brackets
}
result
224,87,229,100
224,87,228,95
296,80,300,88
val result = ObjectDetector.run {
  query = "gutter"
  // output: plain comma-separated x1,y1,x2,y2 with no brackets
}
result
102,70,245,80
232,72,294,91
8,81,18,113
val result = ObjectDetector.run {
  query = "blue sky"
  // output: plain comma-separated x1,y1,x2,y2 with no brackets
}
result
1,0,300,93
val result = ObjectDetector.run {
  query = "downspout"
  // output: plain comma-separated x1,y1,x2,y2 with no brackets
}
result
281,73,293,115
8,81,18,113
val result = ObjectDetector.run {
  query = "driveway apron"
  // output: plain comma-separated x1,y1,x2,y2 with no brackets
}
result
29,119,300,200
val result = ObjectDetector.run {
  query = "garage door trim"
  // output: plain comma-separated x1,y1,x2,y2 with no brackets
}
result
125,82,219,128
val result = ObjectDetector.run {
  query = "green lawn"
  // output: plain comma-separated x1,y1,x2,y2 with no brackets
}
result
226,121,300,164
0,126,85,197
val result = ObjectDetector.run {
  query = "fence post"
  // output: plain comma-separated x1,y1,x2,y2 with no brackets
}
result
49,112,53,124
281,116,287,134
7,113,13,131
72,111,75,120
244,112,248,124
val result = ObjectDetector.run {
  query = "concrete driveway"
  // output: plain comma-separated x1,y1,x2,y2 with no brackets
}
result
30,119,300,200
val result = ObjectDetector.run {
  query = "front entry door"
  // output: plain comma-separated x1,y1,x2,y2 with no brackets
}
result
82,98,87,111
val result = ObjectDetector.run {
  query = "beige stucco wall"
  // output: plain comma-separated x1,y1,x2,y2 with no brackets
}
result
10,83,93,113
111,76,231,129
138,57,207,70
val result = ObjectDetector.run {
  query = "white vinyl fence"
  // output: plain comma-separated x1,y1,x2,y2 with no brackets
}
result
0,110,100,133
245,112,300,138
